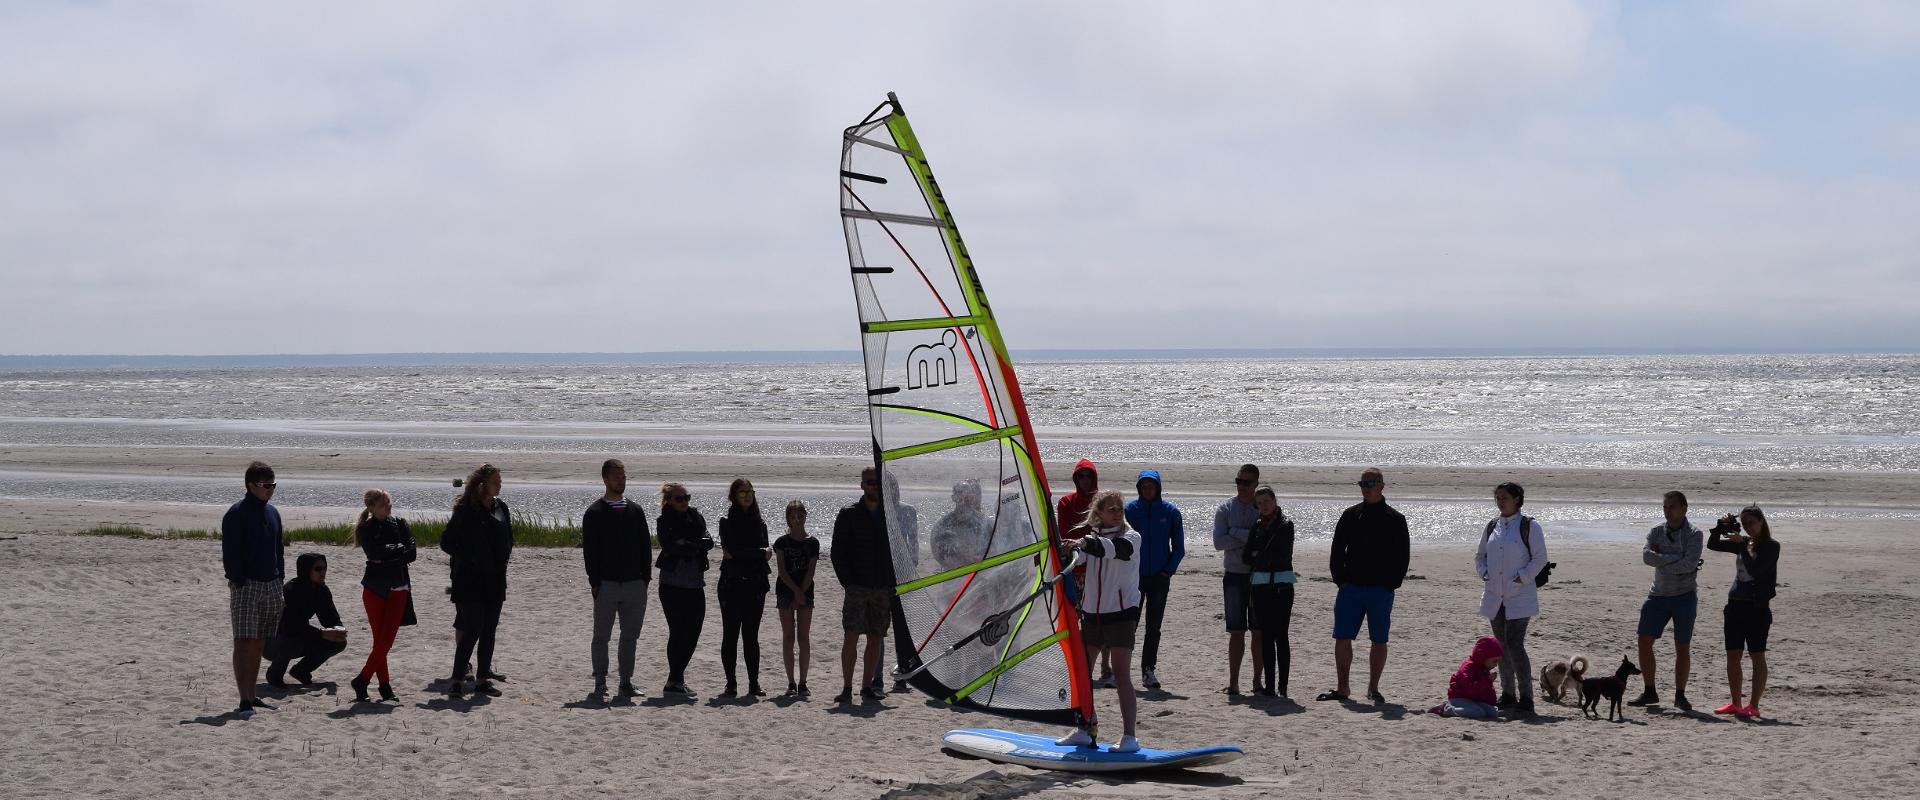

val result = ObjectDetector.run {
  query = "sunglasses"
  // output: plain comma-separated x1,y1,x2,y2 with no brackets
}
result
670,494,691,502
1234,478,1255,486
738,489,755,496
1357,480,1380,489
255,482,277,489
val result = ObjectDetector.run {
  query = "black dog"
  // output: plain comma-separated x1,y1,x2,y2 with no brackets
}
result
1580,657,1643,722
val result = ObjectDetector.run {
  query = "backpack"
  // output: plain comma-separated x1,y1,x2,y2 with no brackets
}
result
1482,515,1555,587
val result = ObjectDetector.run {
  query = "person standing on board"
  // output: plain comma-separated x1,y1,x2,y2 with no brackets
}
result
1630,490,1704,711
1318,467,1409,706
1055,459,1110,684
833,467,896,703
1475,482,1548,718
655,482,713,697
1213,464,1264,695
223,461,285,716
351,488,415,703
1054,490,1145,753
442,463,513,698
1125,469,1184,690
717,478,773,698
582,459,651,699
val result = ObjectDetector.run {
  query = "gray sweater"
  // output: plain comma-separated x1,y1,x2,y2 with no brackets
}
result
1212,496,1260,574
1643,521,1704,596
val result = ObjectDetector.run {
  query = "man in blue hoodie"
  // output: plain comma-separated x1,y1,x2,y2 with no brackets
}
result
1125,469,1184,690
222,461,285,716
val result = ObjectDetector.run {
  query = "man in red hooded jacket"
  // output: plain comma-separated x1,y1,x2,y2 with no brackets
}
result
1055,459,1112,684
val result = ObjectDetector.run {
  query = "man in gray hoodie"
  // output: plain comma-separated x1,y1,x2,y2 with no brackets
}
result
1212,464,1263,695
1631,490,1704,710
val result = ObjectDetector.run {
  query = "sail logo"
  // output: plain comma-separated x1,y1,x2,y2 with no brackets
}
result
905,330,961,390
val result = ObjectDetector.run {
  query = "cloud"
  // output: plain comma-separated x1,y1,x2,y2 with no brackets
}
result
0,1,1915,354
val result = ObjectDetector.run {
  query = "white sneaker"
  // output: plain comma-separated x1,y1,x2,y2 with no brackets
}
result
1054,728,1094,747
1110,735,1141,753
1142,670,1161,689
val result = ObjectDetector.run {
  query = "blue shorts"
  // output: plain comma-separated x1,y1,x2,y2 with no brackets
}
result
1636,591,1698,643
1222,573,1253,632
1332,585,1394,643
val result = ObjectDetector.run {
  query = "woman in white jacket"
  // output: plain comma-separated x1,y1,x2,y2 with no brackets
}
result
1475,482,1548,718
1055,490,1144,753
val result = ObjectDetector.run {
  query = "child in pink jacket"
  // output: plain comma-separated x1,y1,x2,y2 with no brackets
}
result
1430,635,1504,719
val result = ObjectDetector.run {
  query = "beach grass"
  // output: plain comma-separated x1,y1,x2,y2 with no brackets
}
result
84,517,591,548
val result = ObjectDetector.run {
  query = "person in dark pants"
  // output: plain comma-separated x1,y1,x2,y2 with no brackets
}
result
266,552,347,690
582,458,651,698
222,460,285,716
1319,467,1410,706
717,478,772,698
1124,469,1184,690
1243,486,1296,699
832,467,895,704
441,463,513,698
656,481,714,696
1708,505,1781,719
352,488,416,703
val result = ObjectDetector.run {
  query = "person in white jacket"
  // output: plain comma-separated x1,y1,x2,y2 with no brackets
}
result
1055,490,1144,754
1475,482,1548,718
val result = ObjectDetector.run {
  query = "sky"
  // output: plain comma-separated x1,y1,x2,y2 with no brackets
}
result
3,1,1918,355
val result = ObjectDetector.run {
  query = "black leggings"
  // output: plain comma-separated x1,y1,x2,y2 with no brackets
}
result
659,584,706,685
452,599,503,681
1250,584,1294,696
718,580,767,686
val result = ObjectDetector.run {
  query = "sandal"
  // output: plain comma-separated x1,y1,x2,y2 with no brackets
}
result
1314,690,1349,702
1367,690,1387,705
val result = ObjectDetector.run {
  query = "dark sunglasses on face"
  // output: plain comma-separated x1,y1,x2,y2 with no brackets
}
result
670,494,691,502
1357,480,1380,489
1235,478,1255,486
256,482,277,489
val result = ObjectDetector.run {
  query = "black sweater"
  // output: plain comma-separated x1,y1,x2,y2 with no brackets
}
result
441,499,514,603
582,498,653,588
357,517,417,593
1244,513,1295,575
1707,529,1780,603
279,554,342,640
718,508,772,588
1329,500,1410,590
831,500,895,590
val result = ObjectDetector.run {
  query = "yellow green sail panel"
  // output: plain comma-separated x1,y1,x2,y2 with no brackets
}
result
838,93,1094,727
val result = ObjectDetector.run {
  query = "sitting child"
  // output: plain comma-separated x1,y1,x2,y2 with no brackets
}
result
1429,635,1504,719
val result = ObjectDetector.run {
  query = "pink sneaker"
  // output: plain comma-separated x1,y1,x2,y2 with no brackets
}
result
1742,705,1761,719
1713,702,1743,715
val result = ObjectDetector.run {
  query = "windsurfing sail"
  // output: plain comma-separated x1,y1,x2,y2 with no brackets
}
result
837,93,1095,728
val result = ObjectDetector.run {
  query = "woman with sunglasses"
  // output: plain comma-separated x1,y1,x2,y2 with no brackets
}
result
1474,481,1548,718
352,488,416,702
717,478,772,698
656,482,715,696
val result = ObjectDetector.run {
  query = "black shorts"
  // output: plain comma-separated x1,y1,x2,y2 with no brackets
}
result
1080,606,1141,650
1723,601,1772,653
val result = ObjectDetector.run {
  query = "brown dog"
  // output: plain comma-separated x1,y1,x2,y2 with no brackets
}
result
1540,655,1588,705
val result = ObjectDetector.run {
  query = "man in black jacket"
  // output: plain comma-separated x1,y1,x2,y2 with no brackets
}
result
832,467,895,703
266,552,347,688
582,458,652,698
1319,468,1411,705
223,461,285,715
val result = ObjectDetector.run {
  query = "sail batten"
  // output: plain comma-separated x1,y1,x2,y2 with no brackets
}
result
837,94,1094,728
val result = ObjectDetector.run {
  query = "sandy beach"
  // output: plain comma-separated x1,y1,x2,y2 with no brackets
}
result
2,445,1918,798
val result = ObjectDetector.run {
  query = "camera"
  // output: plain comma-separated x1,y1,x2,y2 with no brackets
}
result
1710,515,1743,535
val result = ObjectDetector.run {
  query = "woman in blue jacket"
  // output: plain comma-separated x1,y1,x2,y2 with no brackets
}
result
1124,469,1184,690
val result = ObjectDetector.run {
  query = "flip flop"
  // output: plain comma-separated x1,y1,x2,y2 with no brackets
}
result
1367,690,1388,705
1315,690,1349,702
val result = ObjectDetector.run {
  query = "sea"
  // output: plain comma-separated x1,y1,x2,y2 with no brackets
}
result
3,352,1916,542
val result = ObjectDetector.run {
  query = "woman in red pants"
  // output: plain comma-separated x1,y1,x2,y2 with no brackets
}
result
353,488,417,702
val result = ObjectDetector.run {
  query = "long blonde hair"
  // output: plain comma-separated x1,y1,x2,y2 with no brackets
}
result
353,488,392,545
1079,490,1127,532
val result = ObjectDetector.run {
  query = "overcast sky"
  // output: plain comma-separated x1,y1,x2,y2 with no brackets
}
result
3,1,1918,355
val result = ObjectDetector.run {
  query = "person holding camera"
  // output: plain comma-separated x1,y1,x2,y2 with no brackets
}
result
656,481,715,696
1631,490,1704,710
1707,505,1781,718
1475,482,1548,718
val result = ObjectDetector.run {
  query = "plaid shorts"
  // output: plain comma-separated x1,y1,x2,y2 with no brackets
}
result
842,586,892,637
230,579,284,640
